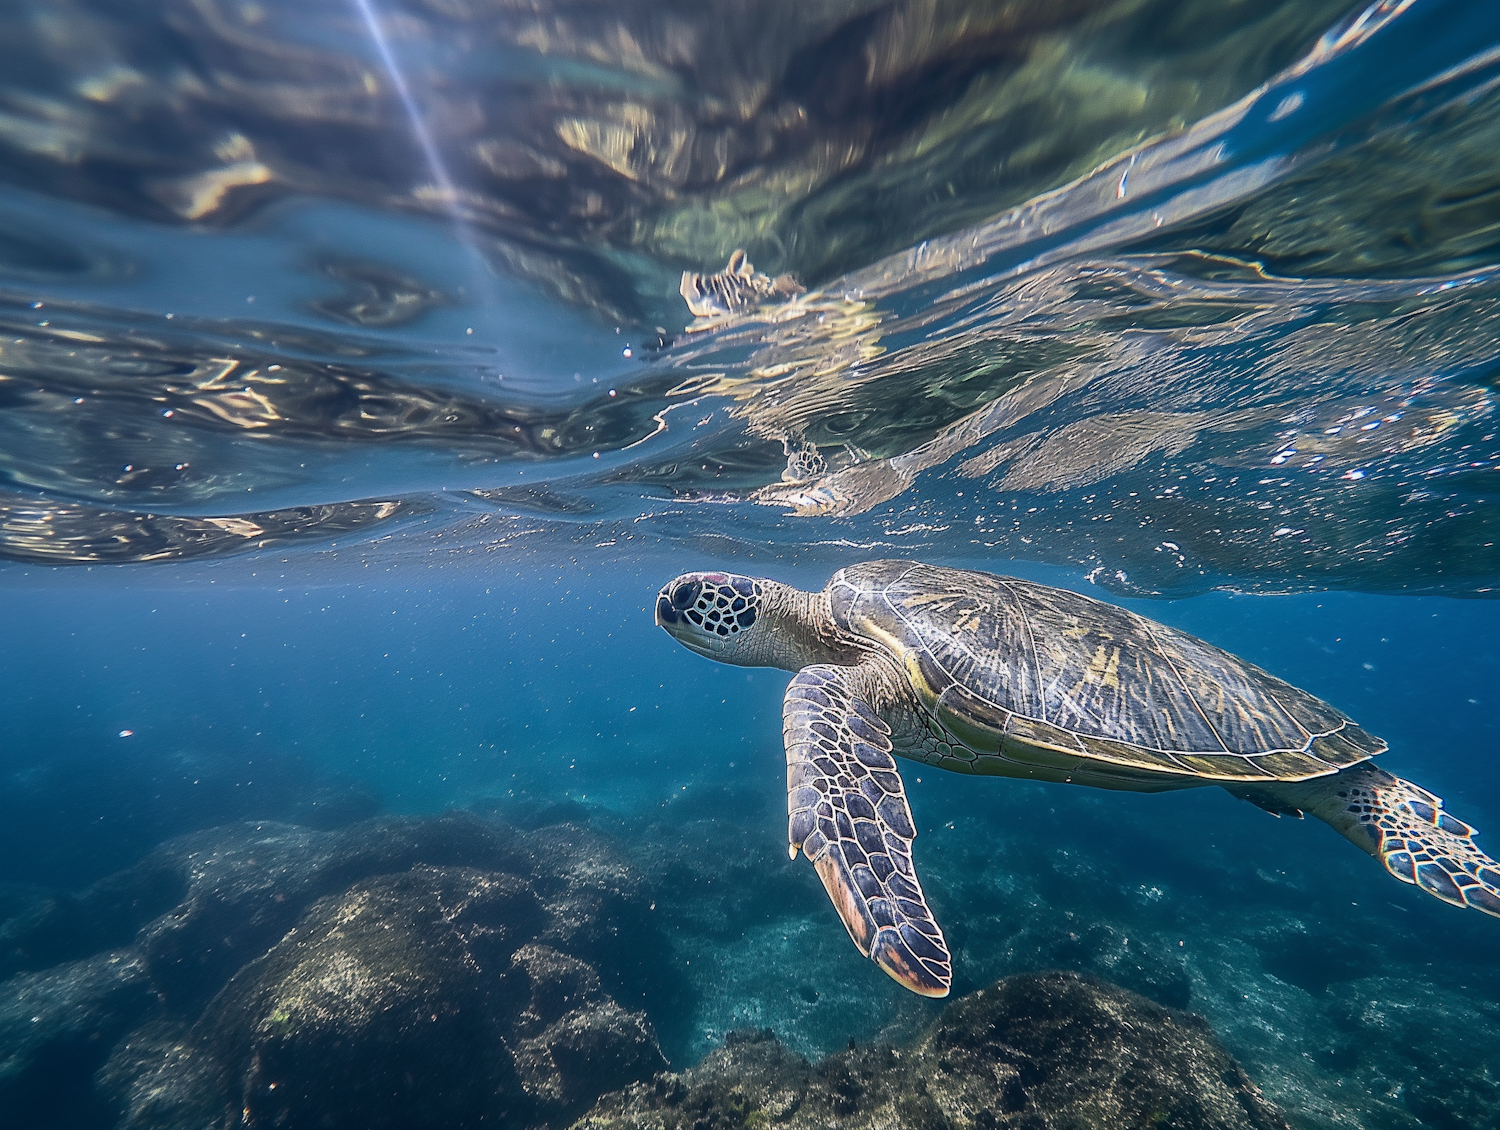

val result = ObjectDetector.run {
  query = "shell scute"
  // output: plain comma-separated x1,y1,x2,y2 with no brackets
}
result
1073,732,1191,775
998,735,1081,773
1003,716,1086,756
832,560,1384,783
1021,586,1223,753
935,682,1010,752
1332,724,1385,759
1170,753,1277,781
1244,749,1337,779
1310,731,1376,769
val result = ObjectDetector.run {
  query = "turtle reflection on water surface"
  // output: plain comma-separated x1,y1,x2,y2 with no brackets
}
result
655,560,1500,997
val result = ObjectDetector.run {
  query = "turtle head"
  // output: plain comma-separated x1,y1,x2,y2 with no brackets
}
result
655,571,767,663
656,569,859,670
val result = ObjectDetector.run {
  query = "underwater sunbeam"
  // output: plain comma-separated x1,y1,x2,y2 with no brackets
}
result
350,0,496,305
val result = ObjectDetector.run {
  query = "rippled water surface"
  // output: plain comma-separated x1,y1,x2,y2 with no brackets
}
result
4,2,1500,1128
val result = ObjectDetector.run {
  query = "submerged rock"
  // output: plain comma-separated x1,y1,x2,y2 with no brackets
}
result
0,949,153,1123
114,866,663,1129
0,813,678,1130
508,945,669,1116
203,867,543,1129
575,971,1289,1130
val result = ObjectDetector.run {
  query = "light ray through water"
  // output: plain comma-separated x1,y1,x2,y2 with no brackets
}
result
350,0,500,319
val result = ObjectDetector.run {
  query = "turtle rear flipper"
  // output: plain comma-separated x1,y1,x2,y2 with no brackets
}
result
1284,764,1500,916
783,665,951,997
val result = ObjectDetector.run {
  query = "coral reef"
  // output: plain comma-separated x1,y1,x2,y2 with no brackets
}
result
575,971,1289,1130
0,814,675,1129
5,792,1499,1130
571,777,1500,1130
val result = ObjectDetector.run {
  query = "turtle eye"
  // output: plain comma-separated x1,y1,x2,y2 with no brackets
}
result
670,580,701,609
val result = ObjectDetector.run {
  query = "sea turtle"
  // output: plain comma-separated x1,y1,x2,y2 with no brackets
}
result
654,560,1500,997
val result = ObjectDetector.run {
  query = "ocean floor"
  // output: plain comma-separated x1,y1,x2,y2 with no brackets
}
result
3,772,1497,1130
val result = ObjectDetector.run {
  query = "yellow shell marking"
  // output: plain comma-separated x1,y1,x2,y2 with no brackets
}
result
1078,644,1122,691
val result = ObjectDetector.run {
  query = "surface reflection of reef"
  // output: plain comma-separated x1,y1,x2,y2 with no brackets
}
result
0,0,1354,321
0,292,668,503
0,491,414,565
668,256,1500,597
2,0,1499,592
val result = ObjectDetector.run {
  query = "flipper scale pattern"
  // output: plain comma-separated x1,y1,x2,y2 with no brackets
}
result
1316,767,1500,917
784,665,952,996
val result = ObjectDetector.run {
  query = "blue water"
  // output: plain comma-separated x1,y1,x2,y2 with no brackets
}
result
6,563,1498,882
4,1,1500,1127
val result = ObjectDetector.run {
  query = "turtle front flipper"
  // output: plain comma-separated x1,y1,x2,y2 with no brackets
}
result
1276,764,1500,917
783,665,952,997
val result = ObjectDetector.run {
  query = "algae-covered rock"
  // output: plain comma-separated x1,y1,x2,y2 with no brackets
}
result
0,814,678,1130
924,973,1288,1130
115,865,666,1129
507,942,672,1115
199,867,541,1129
0,949,154,1124
575,970,1288,1130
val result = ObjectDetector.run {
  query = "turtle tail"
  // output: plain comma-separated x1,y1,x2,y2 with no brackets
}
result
1279,763,1500,917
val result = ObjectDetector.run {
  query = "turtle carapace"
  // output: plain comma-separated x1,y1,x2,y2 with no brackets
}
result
654,560,1500,997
